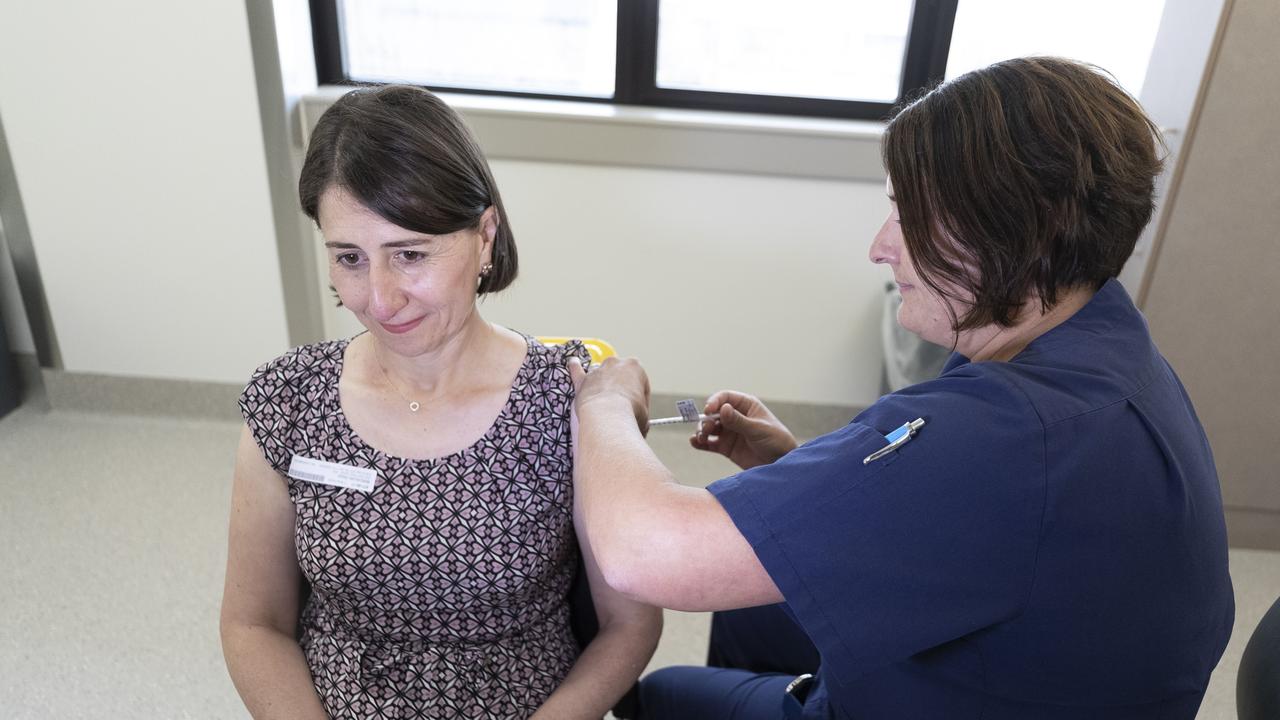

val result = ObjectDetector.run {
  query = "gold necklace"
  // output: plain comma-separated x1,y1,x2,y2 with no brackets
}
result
374,353,421,413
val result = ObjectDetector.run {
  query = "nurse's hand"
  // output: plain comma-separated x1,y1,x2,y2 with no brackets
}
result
568,356,650,437
692,391,798,470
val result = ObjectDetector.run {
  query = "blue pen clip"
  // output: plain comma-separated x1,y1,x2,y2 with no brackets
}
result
863,418,926,464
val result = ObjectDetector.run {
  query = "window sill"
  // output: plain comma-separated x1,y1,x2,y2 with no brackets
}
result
299,86,887,182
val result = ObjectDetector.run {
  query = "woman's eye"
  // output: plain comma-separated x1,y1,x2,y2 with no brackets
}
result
336,253,361,266
399,250,425,263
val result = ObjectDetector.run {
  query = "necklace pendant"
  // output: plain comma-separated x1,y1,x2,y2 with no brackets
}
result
409,401,420,413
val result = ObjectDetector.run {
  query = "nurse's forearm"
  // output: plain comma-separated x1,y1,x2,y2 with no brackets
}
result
574,396,777,610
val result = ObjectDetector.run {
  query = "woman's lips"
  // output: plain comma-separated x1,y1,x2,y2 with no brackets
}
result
380,317,424,334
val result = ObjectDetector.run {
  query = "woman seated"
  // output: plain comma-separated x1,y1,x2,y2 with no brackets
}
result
220,85,660,719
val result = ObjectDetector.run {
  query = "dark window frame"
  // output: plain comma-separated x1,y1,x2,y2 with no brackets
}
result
309,0,958,121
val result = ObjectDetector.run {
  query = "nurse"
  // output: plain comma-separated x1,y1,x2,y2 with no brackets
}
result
569,57,1234,719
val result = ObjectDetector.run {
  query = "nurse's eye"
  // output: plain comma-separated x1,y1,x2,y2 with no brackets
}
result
397,250,426,263
335,252,362,267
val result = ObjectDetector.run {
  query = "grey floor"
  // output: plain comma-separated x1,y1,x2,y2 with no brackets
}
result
0,395,1275,719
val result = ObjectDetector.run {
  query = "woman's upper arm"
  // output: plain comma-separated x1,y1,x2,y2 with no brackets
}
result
221,424,302,635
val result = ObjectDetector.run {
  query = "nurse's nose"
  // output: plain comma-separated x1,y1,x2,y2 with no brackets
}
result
869,215,901,267
367,262,407,322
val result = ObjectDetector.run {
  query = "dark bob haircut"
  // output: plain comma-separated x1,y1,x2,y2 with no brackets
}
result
299,85,517,295
882,57,1164,330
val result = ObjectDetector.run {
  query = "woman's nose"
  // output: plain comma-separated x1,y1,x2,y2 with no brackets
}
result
367,264,406,321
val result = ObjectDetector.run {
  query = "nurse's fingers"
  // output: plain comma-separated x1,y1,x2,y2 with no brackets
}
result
716,403,757,435
697,413,723,437
567,356,587,393
705,390,773,426
689,429,725,451
704,390,754,416
689,431,707,450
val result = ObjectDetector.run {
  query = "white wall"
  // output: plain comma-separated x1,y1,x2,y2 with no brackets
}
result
324,160,892,408
308,0,1227,410
0,0,289,383
0,0,1223,405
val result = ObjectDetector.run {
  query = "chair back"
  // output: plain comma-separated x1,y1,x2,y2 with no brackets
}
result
1238,595,1280,720
537,337,617,365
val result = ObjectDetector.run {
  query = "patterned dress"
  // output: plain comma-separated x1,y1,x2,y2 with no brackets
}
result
238,336,589,719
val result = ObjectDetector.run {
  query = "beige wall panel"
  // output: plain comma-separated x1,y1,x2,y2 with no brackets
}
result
1143,0,1280,544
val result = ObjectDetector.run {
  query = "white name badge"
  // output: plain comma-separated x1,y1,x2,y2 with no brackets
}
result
287,454,377,492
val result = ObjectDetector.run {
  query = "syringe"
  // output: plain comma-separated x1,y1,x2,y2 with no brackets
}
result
649,398,720,426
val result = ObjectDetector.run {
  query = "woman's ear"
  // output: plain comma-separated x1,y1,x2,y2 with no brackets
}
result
478,205,498,264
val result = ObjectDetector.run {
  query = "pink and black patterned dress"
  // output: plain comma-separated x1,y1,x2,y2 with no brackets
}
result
238,335,590,719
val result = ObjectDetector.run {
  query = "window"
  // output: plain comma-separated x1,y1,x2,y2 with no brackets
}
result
654,1,914,103
311,0,1166,120
339,1,618,97
945,0,1167,96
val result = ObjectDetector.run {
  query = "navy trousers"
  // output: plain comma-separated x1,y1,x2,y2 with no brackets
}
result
637,604,820,720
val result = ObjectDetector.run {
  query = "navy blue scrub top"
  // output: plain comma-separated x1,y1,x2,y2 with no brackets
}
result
709,280,1234,719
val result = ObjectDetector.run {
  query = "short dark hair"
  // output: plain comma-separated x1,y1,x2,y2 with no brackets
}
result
882,57,1164,330
299,85,517,295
